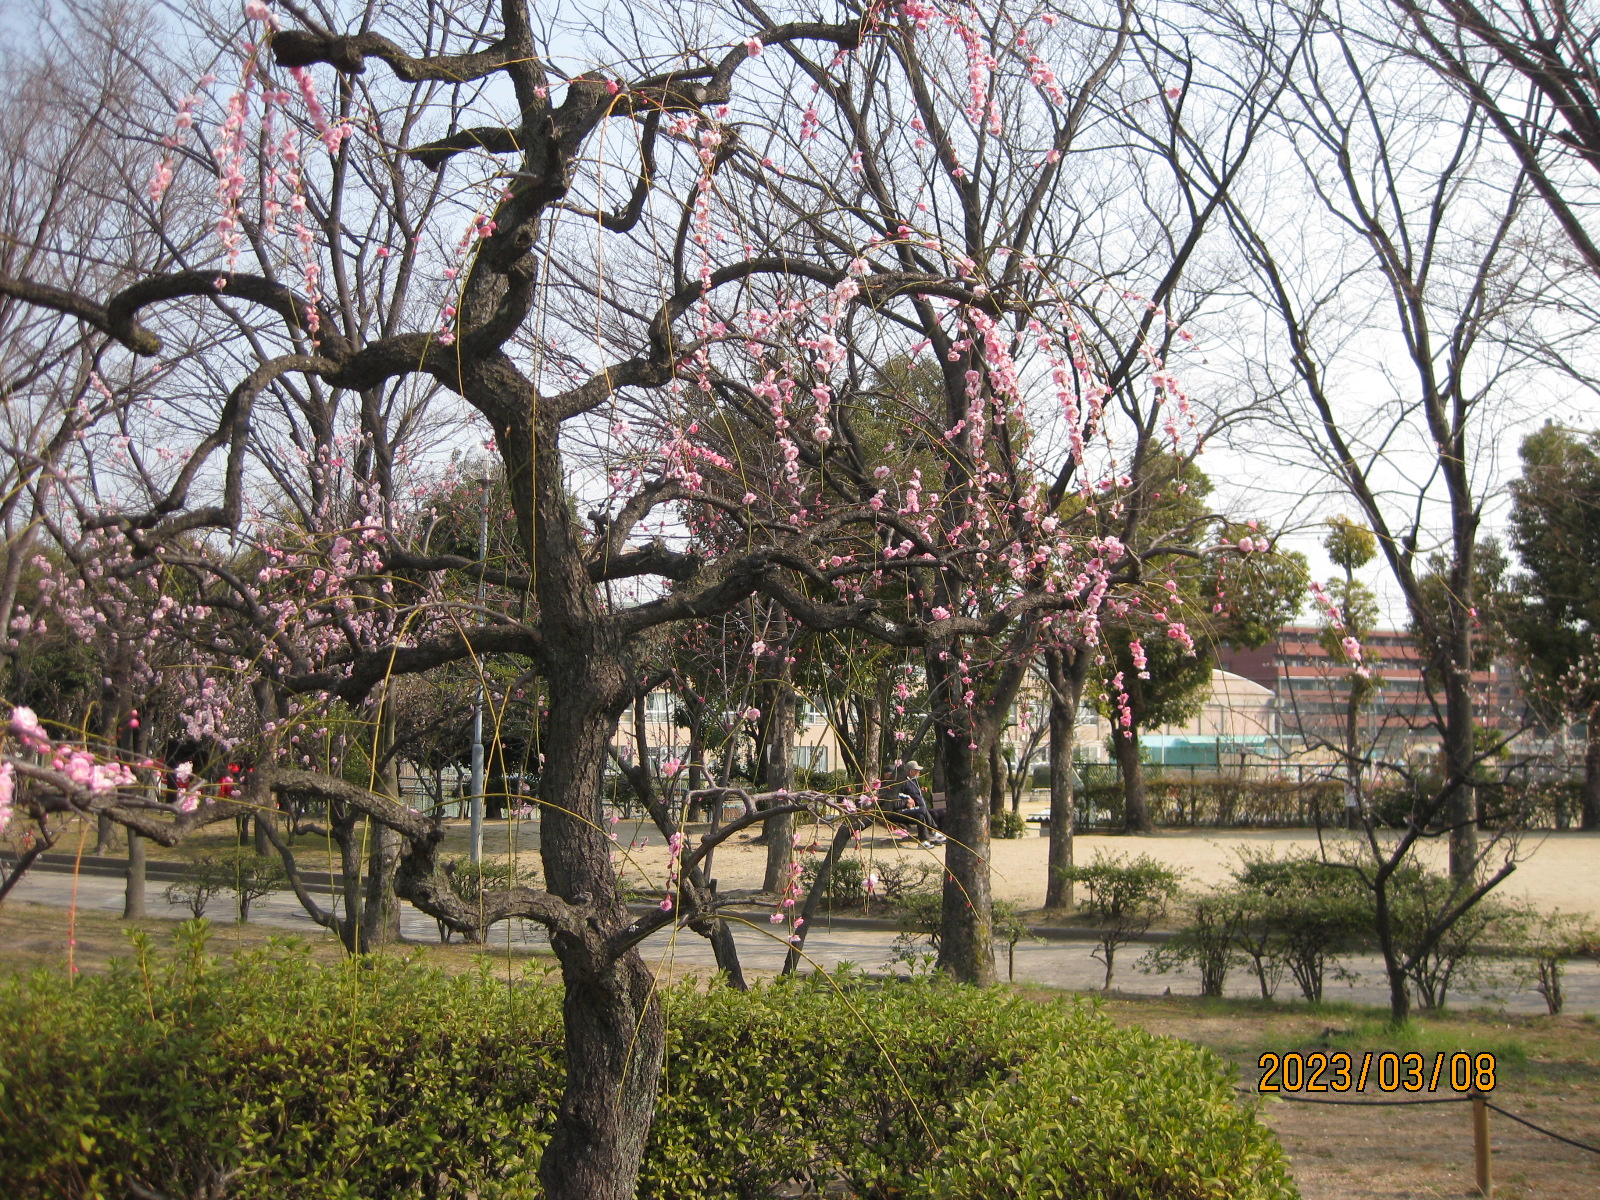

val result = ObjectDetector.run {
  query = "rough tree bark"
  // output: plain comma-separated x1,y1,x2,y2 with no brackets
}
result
1114,722,1153,834
515,408,669,1199
360,819,402,950
926,643,996,986
759,614,796,895
988,742,1006,823
1044,645,1090,909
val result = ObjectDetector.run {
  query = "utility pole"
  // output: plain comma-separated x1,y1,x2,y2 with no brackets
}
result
469,475,489,863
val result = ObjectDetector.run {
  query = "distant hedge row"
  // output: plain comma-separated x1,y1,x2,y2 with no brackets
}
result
1073,775,1344,829
1054,773,1586,831
0,926,1296,1200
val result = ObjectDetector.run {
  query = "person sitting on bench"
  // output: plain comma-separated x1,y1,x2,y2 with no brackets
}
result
881,761,946,847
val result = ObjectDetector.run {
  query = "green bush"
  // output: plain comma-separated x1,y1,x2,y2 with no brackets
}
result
798,854,865,905
1059,852,1184,990
0,925,1296,1200
1141,890,1244,998
799,856,939,912
1231,853,1368,1003
1384,867,1519,1010
163,846,286,923
990,808,1029,839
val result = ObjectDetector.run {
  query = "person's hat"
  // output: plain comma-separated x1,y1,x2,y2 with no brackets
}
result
903,760,923,773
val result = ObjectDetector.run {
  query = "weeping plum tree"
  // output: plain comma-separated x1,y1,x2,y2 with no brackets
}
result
651,0,1300,978
0,0,1276,1192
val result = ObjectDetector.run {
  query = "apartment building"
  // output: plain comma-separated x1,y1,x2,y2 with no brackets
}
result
1216,625,1528,759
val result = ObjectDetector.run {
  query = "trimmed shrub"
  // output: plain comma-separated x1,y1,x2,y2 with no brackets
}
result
0,925,1296,1200
798,854,865,905
990,808,1029,839
1385,867,1519,1010
162,846,285,923
1059,852,1184,990
1141,890,1244,998
1231,853,1368,1003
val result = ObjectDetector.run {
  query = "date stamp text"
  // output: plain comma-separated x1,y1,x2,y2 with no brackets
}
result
1256,1051,1497,1093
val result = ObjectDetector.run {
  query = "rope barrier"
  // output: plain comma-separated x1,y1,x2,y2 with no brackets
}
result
1238,1088,1600,1157
1484,1102,1600,1156
1264,1092,1469,1107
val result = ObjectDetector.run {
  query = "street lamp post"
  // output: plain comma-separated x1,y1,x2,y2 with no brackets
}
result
469,476,489,863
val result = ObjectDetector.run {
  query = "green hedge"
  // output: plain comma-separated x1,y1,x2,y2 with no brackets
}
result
0,925,1297,1200
1075,771,1342,830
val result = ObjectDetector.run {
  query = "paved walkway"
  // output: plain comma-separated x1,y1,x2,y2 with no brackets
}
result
6,871,1597,1014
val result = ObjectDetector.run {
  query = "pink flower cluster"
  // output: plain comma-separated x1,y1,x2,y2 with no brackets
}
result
660,830,686,912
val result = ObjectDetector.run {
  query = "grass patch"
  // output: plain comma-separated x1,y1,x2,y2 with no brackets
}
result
1030,986,1600,1096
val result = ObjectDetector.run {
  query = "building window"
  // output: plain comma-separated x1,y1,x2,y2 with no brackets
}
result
795,745,829,773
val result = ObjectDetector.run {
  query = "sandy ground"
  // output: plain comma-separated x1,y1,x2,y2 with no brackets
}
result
97,813,1600,920
602,820,1600,919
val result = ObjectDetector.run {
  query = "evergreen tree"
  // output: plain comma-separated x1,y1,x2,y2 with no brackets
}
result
1507,425,1600,828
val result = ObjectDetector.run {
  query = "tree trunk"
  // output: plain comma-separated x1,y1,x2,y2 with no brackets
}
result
1582,703,1600,830
1115,724,1153,833
988,741,1006,821
536,681,665,1200
95,813,115,855
253,812,271,856
707,916,747,990
858,690,882,783
928,645,996,985
358,706,405,950
359,818,401,950
1373,881,1410,1025
1044,647,1085,909
547,948,663,1199
1440,555,1478,880
760,666,796,895
498,408,672,1199
123,832,145,919
1343,681,1361,830
877,676,895,779
1444,654,1478,881
687,719,705,819
335,811,365,953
